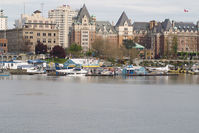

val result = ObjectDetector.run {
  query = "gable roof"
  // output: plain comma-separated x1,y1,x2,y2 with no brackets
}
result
115,11,131,27
161,19,172,31
96,21,117,34
133,22,150,32
76,4,91,23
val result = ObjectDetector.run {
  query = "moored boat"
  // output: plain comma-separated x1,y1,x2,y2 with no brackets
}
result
56,67,88,76
0,69,10,76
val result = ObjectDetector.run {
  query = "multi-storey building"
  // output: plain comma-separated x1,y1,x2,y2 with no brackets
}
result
115,12,133,47
133,22,151,49
15,10,56,30
0,10,8,30
48,5,78,48
148,19,199,58
96,21,118,45
71,4,96,51
0,39,7,54
0,11,59,53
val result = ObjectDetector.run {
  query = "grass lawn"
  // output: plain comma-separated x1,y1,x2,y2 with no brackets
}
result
44,58,67,64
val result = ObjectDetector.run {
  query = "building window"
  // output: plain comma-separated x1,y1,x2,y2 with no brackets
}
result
4,44,6,47
83,35,88,37
54,33,56,36
37,33,40,36
25,36,28,39
30,32,33,34
30,36,33,39
43,39,46,43
43,33,46,36
48,33,51,36
48,39,52,43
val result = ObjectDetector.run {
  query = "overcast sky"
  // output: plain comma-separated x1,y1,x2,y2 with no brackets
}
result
1,0,199,28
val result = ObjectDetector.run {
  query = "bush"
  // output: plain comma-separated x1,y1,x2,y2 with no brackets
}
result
50,45,66,58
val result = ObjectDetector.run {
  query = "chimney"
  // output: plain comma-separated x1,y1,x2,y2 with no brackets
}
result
172,20,175,27
129,19,132,24
112,21,114,26
150,20,157,30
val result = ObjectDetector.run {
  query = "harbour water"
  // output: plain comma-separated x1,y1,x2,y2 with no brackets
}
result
0,75,199,133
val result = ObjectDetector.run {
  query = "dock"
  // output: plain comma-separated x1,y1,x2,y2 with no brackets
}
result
125,73,179,76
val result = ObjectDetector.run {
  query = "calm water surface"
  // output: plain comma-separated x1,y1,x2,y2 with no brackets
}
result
0,75,199,133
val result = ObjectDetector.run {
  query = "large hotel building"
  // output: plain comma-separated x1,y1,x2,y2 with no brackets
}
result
70,5,199,58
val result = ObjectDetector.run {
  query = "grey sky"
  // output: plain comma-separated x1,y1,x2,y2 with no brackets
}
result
1,0,199,28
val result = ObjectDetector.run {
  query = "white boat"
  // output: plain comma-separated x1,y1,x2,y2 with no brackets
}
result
56,68,88,76
26,67,46,74
191,64,199,74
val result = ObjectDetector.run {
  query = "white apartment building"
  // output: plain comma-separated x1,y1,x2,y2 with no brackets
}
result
0,10,8,30
15,10,56,30
48,5,78,48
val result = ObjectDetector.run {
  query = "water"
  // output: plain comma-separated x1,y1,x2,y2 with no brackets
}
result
0,75,199,133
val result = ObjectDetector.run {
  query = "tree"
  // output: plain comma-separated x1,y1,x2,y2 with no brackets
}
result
123,39,138,63
68,43,82,57
172,36,178,58
123,39,136,49
134,36,139,43
20,39,33,53
35,41,47,55
50,45,66,58
164,38,170,59
92,38,119,59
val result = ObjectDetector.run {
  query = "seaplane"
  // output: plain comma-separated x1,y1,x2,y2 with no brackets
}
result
147,65,170,73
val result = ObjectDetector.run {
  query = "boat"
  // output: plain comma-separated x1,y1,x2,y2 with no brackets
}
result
56,67,88,76
0,69,10,76
122,65,148,76
26,66,46,74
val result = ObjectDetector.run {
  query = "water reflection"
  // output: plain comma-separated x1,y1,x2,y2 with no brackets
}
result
1,74,199,84
1,75,199,133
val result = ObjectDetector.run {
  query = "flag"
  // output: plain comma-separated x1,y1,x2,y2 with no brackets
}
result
184,9,189,12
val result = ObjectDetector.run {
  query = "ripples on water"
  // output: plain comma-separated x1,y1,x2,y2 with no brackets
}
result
0,75,199,133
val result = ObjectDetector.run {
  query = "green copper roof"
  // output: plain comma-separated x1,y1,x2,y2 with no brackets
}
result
134,43,145,49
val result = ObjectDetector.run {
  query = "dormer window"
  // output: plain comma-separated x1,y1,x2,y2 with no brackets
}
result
82,15,88,26
124,21,128,26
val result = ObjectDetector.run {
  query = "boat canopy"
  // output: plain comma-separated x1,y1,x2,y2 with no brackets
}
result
28,60,45,64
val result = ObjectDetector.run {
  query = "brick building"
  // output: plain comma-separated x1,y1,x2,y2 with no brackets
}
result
0,38,7,54
70,4,96,51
